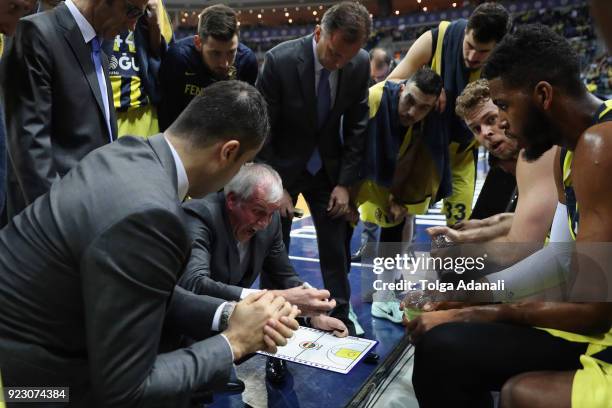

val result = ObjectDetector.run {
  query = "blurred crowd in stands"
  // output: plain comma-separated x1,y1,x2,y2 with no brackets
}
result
174,1,610,96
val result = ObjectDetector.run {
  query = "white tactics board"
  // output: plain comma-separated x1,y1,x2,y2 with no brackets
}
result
258,326,378,374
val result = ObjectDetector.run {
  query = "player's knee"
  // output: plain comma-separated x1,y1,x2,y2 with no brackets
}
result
500,373,534,408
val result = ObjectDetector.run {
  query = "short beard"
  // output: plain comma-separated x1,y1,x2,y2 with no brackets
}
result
521,105,558,162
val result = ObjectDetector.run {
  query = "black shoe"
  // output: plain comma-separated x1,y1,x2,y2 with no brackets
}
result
221,379,245,394
266,357,287,384
351,243,367,262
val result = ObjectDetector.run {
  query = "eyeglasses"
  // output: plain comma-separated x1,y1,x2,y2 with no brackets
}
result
124,0,146,19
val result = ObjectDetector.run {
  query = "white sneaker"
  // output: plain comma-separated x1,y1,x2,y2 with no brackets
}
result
371,301,404,324
348,304,365,336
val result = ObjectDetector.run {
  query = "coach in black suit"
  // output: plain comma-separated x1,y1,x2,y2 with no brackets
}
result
181,164,347,327
256,2,371,332
0,82,299,407
0,0,136,218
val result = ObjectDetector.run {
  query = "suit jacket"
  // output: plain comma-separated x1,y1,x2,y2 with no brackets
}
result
0,3,118,216
256,34,370,190
0,135,231,407
180,192,303,300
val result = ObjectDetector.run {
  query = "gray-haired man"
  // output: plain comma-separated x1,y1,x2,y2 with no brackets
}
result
180,163,348,383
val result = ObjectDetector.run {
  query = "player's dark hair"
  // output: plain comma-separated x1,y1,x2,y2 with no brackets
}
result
198,4,238,42
467,2,511,43
408,66,443,96
483,24,583,96
168,81,269,154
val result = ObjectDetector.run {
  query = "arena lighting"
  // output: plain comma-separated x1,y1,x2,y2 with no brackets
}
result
423,6,428,11
395,10,399,15
249,9,253,13
313,10,317,15
284,7,287,11
288,18,293,23
260,8,263,13
417,0,421,3
307,6,311,10
452,2,457,7
181,18,186,22
295,7,299,11
285,12,289,17
237,21,241,26
257,13,262,18
183,12,188,17
319,5,323,10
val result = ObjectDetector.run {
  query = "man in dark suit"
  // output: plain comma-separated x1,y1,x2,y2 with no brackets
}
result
0,81,299,407
181,163,347,330
256,1,371,334
1,0,143,219
0,0,37,225
181,163,348,384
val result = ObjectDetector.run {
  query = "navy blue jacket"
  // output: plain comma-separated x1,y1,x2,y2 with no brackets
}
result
158,36,258,131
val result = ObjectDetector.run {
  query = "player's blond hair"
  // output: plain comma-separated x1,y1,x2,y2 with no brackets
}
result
456,79,491,120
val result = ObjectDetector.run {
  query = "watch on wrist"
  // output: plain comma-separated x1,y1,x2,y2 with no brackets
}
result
219,301,237,332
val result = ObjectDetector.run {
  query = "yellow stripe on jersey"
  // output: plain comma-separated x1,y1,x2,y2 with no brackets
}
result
111,76,122,108
562,150,577,240
599,99,612,119
0,370,5,408
368,81,386,119
129,75,144,107
431,21,450,76
157,0,173,44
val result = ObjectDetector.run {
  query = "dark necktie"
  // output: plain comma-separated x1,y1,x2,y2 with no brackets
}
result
306,68,331,175
90,37,112,142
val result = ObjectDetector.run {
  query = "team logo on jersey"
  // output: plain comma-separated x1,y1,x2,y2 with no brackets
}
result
109,55,119,71
228,65,237,80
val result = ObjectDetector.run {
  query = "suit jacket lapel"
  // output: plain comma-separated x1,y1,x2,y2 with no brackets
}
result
297,35,317,131
147,134,178,197
55,3,107,125
219,194,241,284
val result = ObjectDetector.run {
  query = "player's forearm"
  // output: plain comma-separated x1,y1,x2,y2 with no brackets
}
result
458,302,612,335
462,217,512,242
482,213,513,227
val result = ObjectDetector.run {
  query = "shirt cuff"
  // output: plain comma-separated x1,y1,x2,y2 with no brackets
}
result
240,288,263,299
212,302,227,332
219,333,235,361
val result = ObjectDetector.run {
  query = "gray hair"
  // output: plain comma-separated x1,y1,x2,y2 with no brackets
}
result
224,163,284,203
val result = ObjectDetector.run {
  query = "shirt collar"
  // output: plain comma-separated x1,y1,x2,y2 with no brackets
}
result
65,0,97,44
163,135,189,201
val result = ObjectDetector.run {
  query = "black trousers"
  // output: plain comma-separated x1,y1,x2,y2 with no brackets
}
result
470,166,517,220
412,322,589,408
282,170,352,327
379,219,405,244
